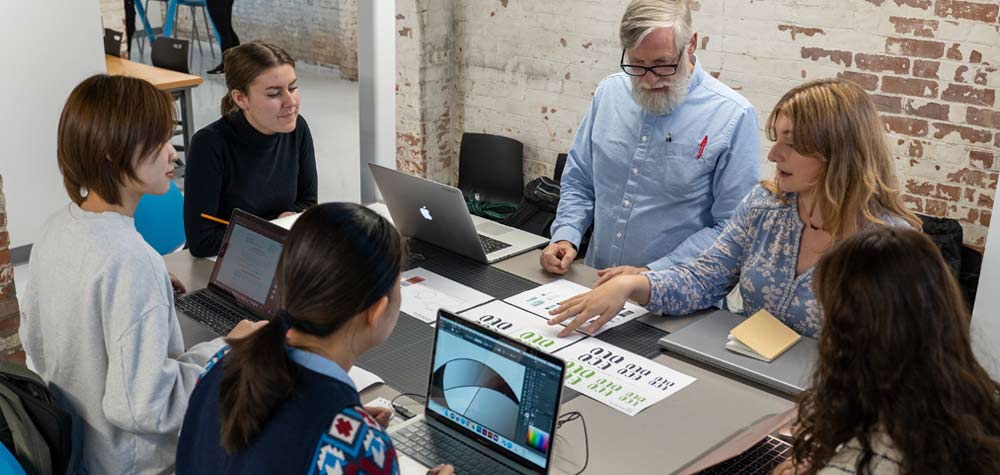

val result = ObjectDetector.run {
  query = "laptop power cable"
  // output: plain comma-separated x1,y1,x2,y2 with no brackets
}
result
556,411,589,475
390,392,427,420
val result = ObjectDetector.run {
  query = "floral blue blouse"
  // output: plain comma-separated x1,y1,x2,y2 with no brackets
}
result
644,185,908,337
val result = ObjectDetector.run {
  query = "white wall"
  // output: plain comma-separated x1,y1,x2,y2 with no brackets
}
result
1,2,106,248
973,198,1000,380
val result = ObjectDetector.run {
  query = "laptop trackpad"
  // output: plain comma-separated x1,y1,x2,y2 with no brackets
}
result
398,453,430,474
477,221,513,237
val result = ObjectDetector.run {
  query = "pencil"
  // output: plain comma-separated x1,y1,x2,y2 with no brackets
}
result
200,213,229,226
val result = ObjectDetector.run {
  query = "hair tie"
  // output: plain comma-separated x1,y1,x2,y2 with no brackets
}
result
277,309,296,333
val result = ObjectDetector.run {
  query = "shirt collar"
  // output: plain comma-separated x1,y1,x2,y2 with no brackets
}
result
688,54,705,92
287,348,357,391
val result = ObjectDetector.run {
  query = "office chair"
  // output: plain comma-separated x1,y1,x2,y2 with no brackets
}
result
134,181,186,255
104,28,124,56
151,37,190,165
457,133,525,204
554,153,568,183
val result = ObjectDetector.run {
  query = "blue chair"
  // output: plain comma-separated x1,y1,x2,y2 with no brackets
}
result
135,181,186,255
0,441,26,475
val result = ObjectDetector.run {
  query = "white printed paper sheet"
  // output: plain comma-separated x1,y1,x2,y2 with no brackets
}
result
553,338,696,416
458,300,586,353
400,268,493,323
504,279,648,335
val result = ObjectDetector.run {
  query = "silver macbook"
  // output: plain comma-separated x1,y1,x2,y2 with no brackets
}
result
176,209,285,344
658,310,818,396
368,164,548,264
389,309,565,474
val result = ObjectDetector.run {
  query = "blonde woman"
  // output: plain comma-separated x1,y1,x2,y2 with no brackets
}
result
548,78,920,338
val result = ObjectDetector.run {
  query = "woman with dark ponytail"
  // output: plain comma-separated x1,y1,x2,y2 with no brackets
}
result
176,203,453,475
183,41,318,258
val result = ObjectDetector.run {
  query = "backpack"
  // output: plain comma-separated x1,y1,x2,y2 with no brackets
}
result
503,177,561,238
0,361,73,475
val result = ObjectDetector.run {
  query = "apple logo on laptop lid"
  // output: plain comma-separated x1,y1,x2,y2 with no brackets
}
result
420,206,433,221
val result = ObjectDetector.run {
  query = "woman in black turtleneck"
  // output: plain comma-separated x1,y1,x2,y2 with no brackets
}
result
184,42,317,257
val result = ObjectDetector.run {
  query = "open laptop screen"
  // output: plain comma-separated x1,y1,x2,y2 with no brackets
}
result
428,311,565,472
209,209,285,319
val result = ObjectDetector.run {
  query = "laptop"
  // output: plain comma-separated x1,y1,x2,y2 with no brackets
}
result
175,209,286,339
658,310,818,396
388,309,566,474
368,164,549,264
677,409,797,475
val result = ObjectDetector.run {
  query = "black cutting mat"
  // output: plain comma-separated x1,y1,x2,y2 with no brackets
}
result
404,239,538,299
594,319,668,359
356,312,435,397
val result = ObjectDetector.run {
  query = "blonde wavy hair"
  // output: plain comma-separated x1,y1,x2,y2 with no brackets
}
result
763,78,920,240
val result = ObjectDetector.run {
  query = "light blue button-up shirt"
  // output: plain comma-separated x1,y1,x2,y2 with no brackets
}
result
551,56,761,271
288,347,357,391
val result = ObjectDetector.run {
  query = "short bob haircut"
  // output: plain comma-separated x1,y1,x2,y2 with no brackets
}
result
57,74,175,206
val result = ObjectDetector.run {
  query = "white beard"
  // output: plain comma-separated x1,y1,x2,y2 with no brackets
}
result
630,61,692,115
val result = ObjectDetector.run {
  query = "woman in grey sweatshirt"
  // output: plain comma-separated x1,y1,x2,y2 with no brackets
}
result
18,75,260,474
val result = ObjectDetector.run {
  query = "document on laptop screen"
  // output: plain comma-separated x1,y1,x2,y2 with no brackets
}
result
505,279,648,335
215,223,283,305
553,337,696,416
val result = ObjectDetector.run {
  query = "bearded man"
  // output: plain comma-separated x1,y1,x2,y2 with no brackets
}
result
541,0,761,281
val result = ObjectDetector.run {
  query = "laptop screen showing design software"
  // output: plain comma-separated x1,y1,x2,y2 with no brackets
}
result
427,312,565,472
208,211,284,318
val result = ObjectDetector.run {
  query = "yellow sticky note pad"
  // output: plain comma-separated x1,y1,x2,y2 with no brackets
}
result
728,309,801,362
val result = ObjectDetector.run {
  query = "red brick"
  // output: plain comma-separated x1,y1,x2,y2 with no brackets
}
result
966,188,977,202
934,0,999,23
0,350,25,365
902,194,924,213
872,94,903,113
981,210,992,227
904,100,949,120
996,133,1000,148
908,140,924,158
925,198,949,216
855,53,910,74
947,167,994,187
777,25,825,40
882,76,939,98
800,47,852,67
947,43,963,60
906,179,935,196
970,150,996,170
941,84,996,106
979,192,994,209
936,184,962,201
885,37,945,58
884,116,930,136
912,59,940,78
958,208,979,224
0,312,19,338
933,123,993,144
837,71,879,91
888,16,939,37
975,70,989,85
966,107,1000,129
970,50,983,63
954,65,970,83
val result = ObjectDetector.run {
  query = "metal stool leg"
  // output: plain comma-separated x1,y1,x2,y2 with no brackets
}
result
201,6,216,58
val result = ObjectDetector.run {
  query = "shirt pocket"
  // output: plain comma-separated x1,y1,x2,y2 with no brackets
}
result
655,142,715,195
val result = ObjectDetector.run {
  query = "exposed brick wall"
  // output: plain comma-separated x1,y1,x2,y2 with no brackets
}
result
0,177,24,363
396,0,999,247
168,0,359,80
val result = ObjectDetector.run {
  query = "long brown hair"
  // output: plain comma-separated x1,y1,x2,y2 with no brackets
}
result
220,41,295,116
794,227,1000,474
218,203,404,453
763,78,920,240
57,75,174,205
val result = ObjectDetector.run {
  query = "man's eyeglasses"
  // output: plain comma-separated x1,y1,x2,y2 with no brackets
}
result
619,49,682,78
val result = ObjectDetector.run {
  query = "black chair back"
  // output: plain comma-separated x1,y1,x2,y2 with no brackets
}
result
103,28,123,56
554,153,568,183
151,37,190,74
457,133,524,203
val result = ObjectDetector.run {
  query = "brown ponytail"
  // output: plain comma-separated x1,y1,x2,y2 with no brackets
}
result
219,41,296,116
218,203,405,453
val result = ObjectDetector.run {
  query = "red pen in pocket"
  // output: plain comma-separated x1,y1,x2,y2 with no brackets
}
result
696,135,709,159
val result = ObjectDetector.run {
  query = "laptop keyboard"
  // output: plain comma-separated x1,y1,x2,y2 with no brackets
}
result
394,422,519,475
175,291,248,335
478,234,512,254
698,436,792,475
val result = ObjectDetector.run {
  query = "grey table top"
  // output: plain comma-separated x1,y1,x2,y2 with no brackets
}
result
164,249,794,474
